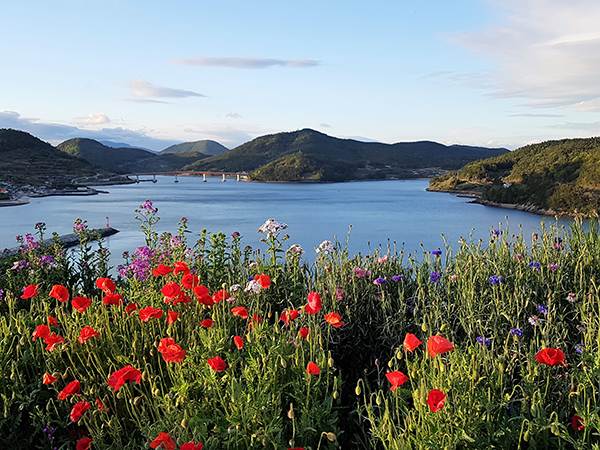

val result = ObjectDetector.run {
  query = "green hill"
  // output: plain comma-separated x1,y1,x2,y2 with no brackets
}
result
183,128,508,181
429,137,600,215
0,129,98,185
57,138,208,174
160,140,228,156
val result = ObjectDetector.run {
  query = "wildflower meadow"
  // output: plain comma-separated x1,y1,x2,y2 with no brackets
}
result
1,200,600,449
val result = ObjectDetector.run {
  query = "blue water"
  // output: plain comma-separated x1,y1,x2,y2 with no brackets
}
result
0,177,575,264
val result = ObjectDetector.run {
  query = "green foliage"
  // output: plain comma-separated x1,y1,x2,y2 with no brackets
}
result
430,137,600,215
2,205,600,449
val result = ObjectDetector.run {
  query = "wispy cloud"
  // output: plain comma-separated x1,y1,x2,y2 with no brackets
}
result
126,78,205,100
170,56,319,69
226,112,242,119
0,110,179,150
508,113,565,118
548,121,600,132
74,112,111,126
448,0,600,111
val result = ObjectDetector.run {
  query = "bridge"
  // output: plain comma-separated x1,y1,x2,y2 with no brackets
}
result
127,171,250,183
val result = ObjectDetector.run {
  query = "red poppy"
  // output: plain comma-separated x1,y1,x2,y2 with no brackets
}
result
207,356,227,372
535,348,567,367
174,260,191,275
324,312,343,328
21,284,38,299
304,292,322,314
153,264,173,277
194,285,214,306
44,333,65,351
49,284,69,303
32,324,51,341
232,306,249,319
385,371,408,391
103,293,124,306
173,293,192,304
212,289,228,304
254,274,271,289
280,309,299,326
403,333,422,353
201,319,213,328
158,337,186,363
572,413,584,431
96,397,106,411
48,315,58,326
427,389,446,412
234,336,244,349
167,311,179,324
306,361,321,375
150,432,177,450
161,282,182,304
427,335,454,358
78,326,99,344
126,303,138,315
43,372,58,385
70,401,91,422
58,380,81,399
72,296,92,313
181,273,199,289
139,306,163,322
76,437,93,450
299,328,309,339
181,441,203,450
95,277,116,294
107,365,142,392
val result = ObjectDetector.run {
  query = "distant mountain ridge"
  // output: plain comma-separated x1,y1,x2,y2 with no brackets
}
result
161,140,228,156
184,128,509,181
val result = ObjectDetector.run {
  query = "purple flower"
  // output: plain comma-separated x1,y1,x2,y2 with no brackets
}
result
336,286,344,301
373,277,387,285
537,304,548,314
476,336,491,346
391,275,404,282
231,231,240,238
492,229,502,236
548,263,558,271
566,293,578,303
575,344,584,354
528,261,541,271
489,275,504,285
514,254,523,261
429,271,441,283
432,250,442,256
509,328,523,338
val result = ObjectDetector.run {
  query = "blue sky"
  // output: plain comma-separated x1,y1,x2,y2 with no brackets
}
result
2,0,600,151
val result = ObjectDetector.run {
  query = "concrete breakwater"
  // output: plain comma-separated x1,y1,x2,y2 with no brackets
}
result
2,227,119,257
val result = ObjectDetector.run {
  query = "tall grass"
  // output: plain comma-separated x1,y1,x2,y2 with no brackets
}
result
1,205,599,449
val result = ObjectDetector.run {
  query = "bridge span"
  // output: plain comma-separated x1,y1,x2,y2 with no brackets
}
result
127,171,250,183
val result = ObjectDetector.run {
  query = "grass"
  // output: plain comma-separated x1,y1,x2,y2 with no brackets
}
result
1,203,599,449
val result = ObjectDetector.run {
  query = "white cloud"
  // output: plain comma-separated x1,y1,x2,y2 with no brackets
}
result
226,112,242,119
74,112,111,126
127,78,205,99
170,56,319,69
448,0,600,111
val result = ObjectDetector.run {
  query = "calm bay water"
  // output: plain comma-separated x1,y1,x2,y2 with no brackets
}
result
0,177,575,265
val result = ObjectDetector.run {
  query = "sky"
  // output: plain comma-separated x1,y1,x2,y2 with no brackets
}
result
2,0,600,151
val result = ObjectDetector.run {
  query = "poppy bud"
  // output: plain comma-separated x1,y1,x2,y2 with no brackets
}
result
153,388,160,396
328,357,334,367
133,396,142,406
333,391,339,399
268,312,272,319
19,336,26,346
142,371,148,382
440,323,447,331
376,393,382,406
388,359,394,368
181,418,188,429
287,404,294,419
62,368,70,380
280,357,286,368
439,362,446,373
421,323,427,332
355,385,362,396
327,432,337,442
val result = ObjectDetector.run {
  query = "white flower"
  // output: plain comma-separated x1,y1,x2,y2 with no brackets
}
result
229,284,242,292
244,279,262,293
316,240,335,255
258,218,288,238
286,244,305,256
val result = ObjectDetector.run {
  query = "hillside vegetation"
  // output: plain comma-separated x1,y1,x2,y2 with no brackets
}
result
57,138,207,174
0,129,98,185
429,137,600,215
160,140,229,156
184,128,508,181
